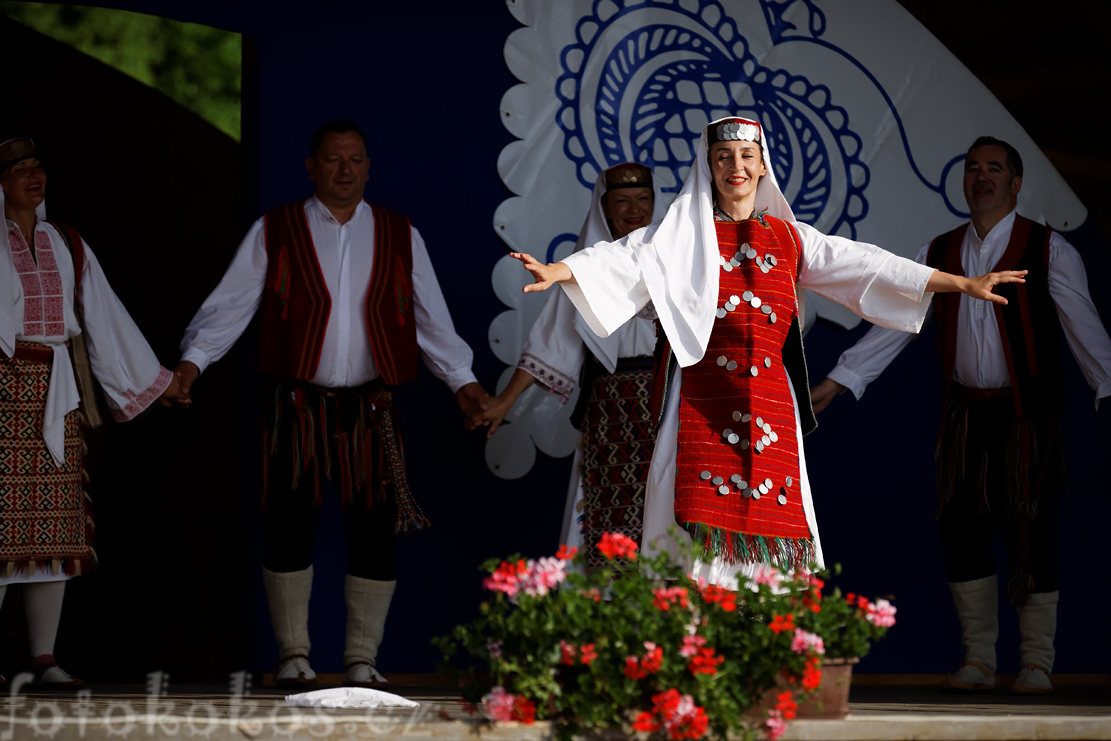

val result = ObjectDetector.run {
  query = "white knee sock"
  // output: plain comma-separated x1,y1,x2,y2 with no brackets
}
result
25,581,66,657
949,575,998,674
1018,590,1058,672
344,576,395,668
262,566,313,660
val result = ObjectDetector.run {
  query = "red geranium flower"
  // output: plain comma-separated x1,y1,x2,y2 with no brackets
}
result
802,655,822,690
642,643,664,673
596,531,639,560
633,711,660,731
556,544,577,560
688,646,724,675
558,639,576,665
624,656,648,679
579,643,597,665
769,614,795,634
511,694,536,724
701,584,737,612
775,690,798,721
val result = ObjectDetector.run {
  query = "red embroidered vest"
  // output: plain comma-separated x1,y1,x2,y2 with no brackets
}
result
258,200,418,385
926,215,1061,417
673,216,814,570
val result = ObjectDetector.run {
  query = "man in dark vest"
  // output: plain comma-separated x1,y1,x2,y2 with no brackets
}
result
810,137,1111,695
174,120,489,688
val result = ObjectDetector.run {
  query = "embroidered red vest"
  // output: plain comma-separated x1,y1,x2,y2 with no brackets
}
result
258,200,418,385
673,216,814,570
926,215,1061,417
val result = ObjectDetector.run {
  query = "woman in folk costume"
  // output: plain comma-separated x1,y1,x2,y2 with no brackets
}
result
512,116,1026,586
0,137,183,686
483,163,658,568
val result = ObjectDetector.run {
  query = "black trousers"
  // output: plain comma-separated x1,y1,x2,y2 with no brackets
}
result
260,378,398,581
936,391,1060,596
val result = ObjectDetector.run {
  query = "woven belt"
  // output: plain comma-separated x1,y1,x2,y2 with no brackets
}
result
10,342,55,363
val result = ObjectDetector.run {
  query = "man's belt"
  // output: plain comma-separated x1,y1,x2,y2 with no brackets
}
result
952,382,1012,401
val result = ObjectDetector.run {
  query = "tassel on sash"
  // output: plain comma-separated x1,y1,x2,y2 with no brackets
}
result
683,522,815,572
259,378,430,534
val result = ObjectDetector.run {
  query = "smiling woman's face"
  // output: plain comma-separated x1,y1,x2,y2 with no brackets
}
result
603,186,654,239
708,140,765,204
1,157,46,212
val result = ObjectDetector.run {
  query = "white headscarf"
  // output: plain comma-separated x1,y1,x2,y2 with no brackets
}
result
571,164,660,372
618,116,794,368
0,138,48,358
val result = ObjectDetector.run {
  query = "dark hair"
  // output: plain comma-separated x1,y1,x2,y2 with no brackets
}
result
309,120,368,157
967,136,1023,177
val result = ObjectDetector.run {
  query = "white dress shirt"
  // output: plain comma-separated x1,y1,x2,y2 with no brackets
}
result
180,197,477,392
829,210,1111,405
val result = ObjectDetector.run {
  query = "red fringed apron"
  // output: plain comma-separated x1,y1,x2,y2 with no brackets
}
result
674,216,813,570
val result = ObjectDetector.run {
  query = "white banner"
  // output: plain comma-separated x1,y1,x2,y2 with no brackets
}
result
485,0,1085,478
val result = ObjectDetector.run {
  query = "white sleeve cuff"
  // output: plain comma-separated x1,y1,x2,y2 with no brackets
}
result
179,348,212,376
826,365,868,401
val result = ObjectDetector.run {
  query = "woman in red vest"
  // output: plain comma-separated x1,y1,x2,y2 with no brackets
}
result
510,117,1026,587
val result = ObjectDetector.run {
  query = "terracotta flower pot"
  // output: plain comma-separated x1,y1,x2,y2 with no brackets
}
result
749,657,857,721
795,658,856,719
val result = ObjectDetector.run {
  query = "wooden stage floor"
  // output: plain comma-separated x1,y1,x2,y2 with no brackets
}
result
2,673,1108,740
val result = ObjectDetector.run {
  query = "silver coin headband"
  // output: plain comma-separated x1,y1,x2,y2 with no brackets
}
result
712,121,760,143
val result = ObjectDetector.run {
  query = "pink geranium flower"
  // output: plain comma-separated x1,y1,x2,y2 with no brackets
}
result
765,709,787,740
679,634,707,658
867,598,897,628
482,686,516,722
790,628,825,655
520,556,568,598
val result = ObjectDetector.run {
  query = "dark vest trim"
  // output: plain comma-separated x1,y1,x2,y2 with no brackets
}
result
363,204,417,385
259,200,332,381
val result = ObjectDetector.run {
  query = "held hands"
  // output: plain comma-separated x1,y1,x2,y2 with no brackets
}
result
159,361,199,407
809,377,846,415
510,252,573,293
475,392,516,438
471,368,537,438
455,382,492,431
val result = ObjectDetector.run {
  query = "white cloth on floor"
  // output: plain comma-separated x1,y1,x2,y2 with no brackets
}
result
285,687,419,709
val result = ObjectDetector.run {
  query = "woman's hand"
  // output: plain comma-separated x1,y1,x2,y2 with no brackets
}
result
926,269,1027,305
511,252,573,292
478,368,538,438
963,270,1028,305
476,393,516,437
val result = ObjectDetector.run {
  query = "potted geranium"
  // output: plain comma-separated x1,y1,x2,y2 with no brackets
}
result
436,533,894,740
787,564,898,718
